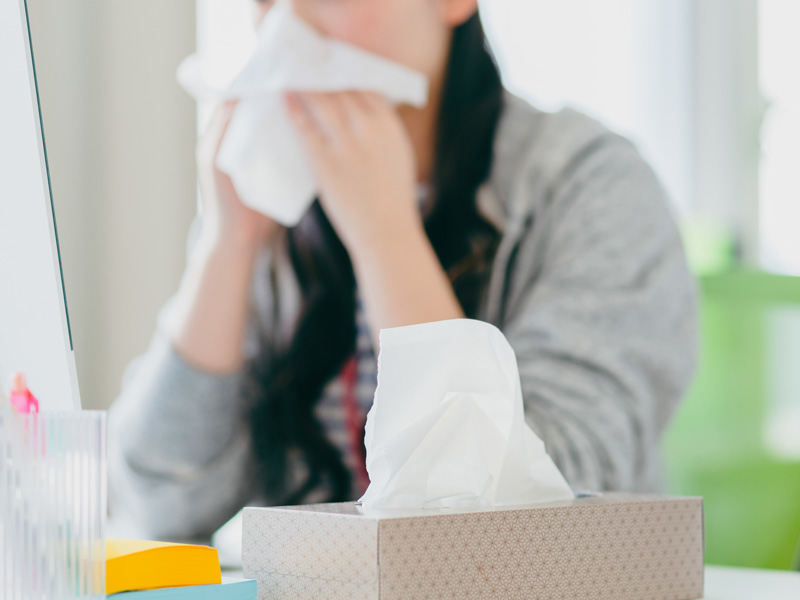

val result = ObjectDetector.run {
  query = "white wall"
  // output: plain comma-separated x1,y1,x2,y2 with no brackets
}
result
27,0,198,409
759,0,800,275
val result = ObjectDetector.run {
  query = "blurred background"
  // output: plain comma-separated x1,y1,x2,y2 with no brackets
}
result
26,0,799,571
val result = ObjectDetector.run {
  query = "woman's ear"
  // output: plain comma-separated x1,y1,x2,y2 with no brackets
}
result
439,0,479,27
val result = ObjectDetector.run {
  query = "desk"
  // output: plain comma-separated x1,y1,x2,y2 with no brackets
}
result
704,566,800,599
223,565,800,599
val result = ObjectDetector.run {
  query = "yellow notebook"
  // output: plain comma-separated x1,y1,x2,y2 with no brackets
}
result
106,538,222,595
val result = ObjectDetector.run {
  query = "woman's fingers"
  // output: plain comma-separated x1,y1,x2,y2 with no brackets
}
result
300,92,349,144
347,91,376,114
197,100,238,167
213,100,239,152
338,92,372,134
359,90,391,114
286,90,395,176
288,91,381,143
285,92,328,158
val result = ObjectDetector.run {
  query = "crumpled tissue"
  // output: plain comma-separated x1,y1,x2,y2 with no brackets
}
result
176,1,429,226
359,319,574,509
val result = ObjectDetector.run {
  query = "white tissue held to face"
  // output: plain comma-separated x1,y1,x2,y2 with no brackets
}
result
176,1,429,227
358,319,575,510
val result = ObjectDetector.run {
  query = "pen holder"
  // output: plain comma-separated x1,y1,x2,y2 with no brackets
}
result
0,408,106,600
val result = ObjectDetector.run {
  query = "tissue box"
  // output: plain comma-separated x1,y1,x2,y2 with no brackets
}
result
242,492,704,600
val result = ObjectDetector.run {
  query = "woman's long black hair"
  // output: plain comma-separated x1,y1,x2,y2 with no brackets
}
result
245,10,505,506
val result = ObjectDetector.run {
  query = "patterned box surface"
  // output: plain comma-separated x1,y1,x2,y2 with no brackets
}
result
243,493,704,600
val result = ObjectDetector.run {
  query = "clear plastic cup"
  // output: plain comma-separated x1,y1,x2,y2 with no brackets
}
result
0,408,106,599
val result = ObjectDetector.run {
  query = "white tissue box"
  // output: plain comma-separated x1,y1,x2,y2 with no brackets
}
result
242,492,704,600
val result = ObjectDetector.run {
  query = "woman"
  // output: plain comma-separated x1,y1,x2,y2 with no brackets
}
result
108,0,697,540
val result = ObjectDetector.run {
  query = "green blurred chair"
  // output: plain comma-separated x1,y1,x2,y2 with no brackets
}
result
794,535,800,570
795,541,800,570
663,271,800,570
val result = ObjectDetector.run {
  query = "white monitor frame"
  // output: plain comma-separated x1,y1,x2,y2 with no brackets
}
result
0,0,81,410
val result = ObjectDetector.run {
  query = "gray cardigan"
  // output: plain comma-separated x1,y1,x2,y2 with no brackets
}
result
108,89,698,540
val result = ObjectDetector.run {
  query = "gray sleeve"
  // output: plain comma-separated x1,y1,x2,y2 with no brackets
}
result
107,218,261,541
503,138,698,494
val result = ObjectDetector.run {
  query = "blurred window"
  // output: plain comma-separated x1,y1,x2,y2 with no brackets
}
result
481,0,694,219
759,0,800,276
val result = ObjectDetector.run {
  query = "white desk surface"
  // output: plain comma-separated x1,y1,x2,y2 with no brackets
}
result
222,565,800,599
703,565,800,599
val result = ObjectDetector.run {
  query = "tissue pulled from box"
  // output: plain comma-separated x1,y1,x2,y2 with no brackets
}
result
359,319,574,509
175,1,429,226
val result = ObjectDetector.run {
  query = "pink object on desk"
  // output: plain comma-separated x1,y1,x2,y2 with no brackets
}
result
8,371,39,414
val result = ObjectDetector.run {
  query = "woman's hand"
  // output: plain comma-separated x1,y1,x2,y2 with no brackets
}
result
196,100,278,250
284,90,422,256
285,90,464,343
